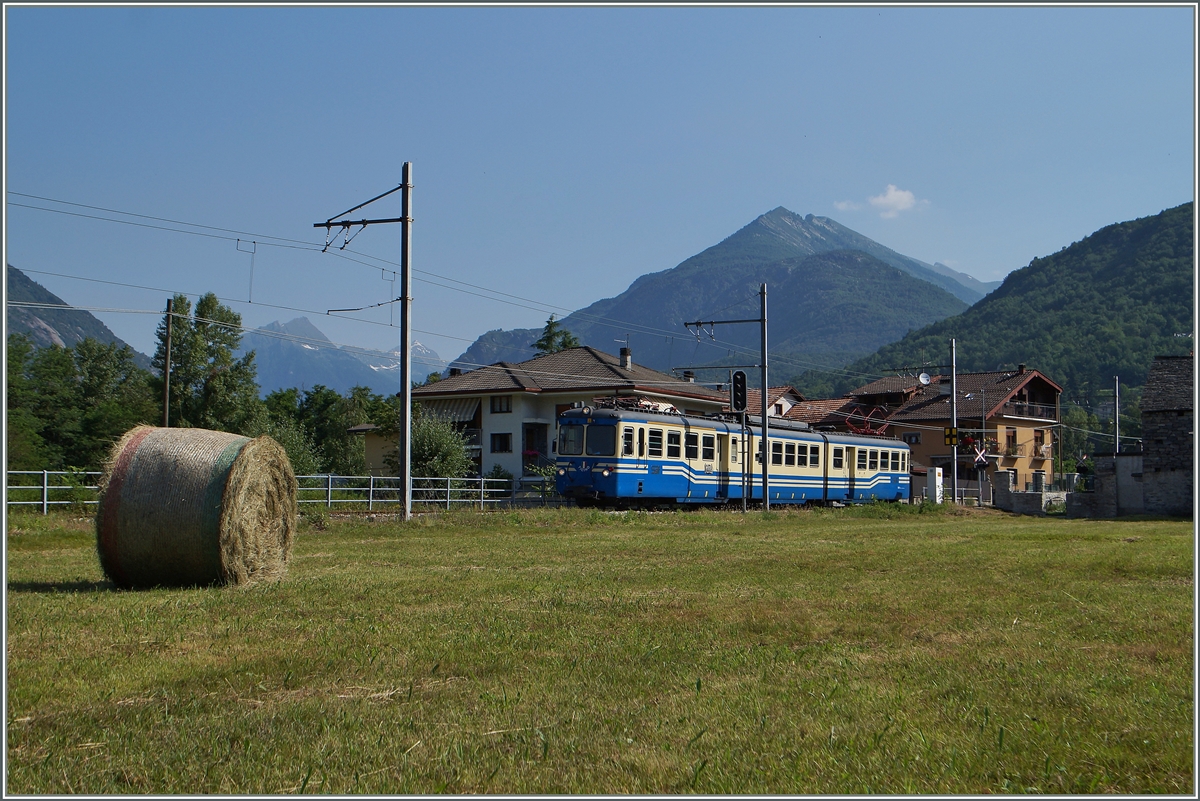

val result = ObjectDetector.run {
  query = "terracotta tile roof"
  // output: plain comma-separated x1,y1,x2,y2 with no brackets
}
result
1142,356,1193,412
745,386,807,412
784,398,856,426
880,369,1062,423
849,375,936,396
412,346,728,403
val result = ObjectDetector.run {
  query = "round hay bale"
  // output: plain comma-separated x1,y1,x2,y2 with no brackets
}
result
96,426,297,589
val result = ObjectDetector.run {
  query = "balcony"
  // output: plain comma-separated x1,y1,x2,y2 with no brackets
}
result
1030,444,1053,460
463,428,482,449
1001,401,1057,421
1002,443,1025,458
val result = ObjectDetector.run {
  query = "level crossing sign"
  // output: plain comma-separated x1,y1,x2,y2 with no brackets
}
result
973,446,988,466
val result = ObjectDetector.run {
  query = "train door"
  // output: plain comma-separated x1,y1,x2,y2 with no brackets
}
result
716,433,730,499
847,447,856,498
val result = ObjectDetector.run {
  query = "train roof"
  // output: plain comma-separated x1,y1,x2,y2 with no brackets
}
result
558,407,904,445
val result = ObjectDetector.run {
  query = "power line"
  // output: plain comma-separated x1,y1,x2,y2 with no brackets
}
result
9,191,890,383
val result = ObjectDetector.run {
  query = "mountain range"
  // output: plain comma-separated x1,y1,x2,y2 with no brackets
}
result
238,317,444,397
451,208,998,375
6,265,445,397
804,202,1194,401
6,265,153,370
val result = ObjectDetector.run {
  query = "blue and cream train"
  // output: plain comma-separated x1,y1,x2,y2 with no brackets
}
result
555,406,911,508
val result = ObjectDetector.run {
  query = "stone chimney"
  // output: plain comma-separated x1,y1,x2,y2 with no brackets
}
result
620,347,633,370
683,370,695,383
1018,363,1027,374
447,367,461,377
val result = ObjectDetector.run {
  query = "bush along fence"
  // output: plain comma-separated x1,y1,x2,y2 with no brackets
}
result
7,471,562,514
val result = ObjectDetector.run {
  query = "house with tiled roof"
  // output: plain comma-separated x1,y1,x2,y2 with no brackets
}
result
790,365,1062,500
745,386,807,418
1140,355,1193,516
401,346,728,477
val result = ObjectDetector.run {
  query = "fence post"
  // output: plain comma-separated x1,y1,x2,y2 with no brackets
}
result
326,474,333,508
368,475,374,511
42,470,49,515
446,477,451,511
480,475,485,511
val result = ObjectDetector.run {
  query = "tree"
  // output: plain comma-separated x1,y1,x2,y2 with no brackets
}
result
6,335,48,469
532,314,580,354
152,293,260,432
381,406,473,478
71,339,158,467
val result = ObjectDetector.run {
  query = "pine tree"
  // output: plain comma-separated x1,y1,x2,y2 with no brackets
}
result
532,314,580,354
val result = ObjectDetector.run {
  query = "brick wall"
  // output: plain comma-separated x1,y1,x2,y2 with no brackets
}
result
1142,410,1193,517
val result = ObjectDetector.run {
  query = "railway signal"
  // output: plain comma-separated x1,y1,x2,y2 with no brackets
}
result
944,426,957,447
731,370,748,411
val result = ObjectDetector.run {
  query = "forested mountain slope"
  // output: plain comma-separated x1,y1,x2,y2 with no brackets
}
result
802,202,1194,402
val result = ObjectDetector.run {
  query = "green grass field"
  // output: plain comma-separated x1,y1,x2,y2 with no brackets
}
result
5,505,1194,794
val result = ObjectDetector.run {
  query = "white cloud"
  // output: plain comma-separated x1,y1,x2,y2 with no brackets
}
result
834,200,862,211
868,184,919,218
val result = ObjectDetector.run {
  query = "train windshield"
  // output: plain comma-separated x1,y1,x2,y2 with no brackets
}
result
585,425,617,456
558,425,584,456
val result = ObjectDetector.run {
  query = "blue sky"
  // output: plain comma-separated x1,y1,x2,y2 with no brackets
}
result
5,5,1195,366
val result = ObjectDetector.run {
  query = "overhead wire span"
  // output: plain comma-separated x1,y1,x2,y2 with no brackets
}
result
8,191,891,384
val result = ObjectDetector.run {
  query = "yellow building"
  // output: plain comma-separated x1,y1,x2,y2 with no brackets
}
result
787,365,1062,502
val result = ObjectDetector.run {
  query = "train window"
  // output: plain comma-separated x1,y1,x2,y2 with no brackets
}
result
832,447,843,469
810,445,819,468
685,432,699,459
586,425,616,456
702,435,715,461
558,425,584,456
857,450,868,470
891,451,900,471
869,450,878,470
667,431,681,458
880,450,889,471
648,429,664,457
771,441,783,465
731,437,739,463
797,444,808,467
622,428,635,456
638,428,646,458
785,442,796,466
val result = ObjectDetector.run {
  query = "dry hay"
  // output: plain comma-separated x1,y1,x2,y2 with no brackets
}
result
96,426,297,589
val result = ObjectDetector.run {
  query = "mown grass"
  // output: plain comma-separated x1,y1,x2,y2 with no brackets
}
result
5,505,1194,794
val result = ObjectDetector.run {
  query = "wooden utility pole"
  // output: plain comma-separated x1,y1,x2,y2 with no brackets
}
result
161,298,173,428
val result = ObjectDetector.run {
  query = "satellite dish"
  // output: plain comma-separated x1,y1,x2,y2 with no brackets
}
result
918,372,931,385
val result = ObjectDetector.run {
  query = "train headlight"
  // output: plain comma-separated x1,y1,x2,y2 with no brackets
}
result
601,468,611,478
557,468,566,476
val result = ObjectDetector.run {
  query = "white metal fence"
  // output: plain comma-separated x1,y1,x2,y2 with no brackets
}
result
6,471,560,514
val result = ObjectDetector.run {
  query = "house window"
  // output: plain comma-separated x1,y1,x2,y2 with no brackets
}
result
491,433,512,453
1006,429,1017,449
771,441,783,465
622,428,635,456
1034,429,1045,446
490,395,512,413
702,435,715,461
667,431,681,459
902,432,921,445
809,445,819,468
648,429,664,457
833,447,844,469
784,442,796,466
774,403,784,416
685,432,699,460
